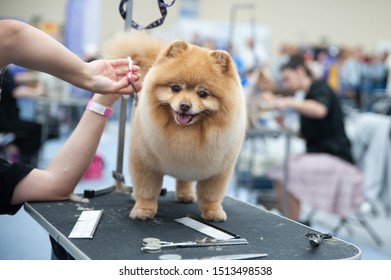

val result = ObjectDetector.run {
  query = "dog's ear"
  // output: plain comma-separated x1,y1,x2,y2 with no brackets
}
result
163,40,188,58
210,50,231,74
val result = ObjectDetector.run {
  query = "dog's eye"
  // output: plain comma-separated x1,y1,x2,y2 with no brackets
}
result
171,85,181,93
198,91,208,98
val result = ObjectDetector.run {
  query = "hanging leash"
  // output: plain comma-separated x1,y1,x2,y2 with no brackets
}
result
119,0,175,30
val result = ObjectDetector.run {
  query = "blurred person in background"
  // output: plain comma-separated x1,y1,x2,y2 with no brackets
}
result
264,55,362,223
273,42,297,85
361,53,387,100
339,47,363,108
306,47,328,81
0,68,45,166
385,51,391,93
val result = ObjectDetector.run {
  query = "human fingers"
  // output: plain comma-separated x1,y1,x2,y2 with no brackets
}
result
273,98,289,110
133,81,143,93
131,64,140,73
114,75,142,95
127,72,141,84
108,58,129,68
115,64,140,77
261,91,277,103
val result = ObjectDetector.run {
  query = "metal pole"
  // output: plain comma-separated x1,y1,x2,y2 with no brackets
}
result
228,5,236,53
250,12,259,67
113,0,133,191
228,3,255,53
281,132,291,217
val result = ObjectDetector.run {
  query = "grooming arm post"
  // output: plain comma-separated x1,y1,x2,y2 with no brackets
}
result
113,0,175,191
113,0,134,192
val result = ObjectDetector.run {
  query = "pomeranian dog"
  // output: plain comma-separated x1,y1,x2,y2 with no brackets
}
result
103,31,246,222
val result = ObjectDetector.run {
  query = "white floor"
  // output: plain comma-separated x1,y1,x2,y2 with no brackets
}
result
1,119,391,260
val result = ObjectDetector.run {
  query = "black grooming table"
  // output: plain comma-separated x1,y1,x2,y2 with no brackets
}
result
24,191,361,260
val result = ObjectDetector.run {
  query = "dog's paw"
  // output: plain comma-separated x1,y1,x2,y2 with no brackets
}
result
176,192,197,204
201,209,227,222
129,207,156,220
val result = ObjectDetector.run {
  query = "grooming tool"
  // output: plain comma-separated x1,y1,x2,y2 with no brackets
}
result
141,237,248,253
175,215,240,240
158,253,267,260
68,210,103,239
201,253,268,260
305,232,332,247
127,56,138,105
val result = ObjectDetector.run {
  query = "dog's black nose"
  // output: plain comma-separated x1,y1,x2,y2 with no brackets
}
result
180,101,192,112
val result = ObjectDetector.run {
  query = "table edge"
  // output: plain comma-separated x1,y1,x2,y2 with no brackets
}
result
24,202,90,260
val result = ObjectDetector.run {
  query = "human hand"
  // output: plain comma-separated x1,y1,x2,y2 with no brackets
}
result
86,58,142,95
260,90,276,102
258,90,277,110
272,97,293,111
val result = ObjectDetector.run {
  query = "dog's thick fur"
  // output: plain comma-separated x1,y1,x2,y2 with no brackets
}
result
103,31,246,222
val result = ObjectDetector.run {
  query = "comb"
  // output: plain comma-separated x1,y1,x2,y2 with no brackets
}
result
174,215,240,240
68,210,103,239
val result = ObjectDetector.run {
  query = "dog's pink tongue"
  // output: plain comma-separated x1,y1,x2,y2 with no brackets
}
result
177,113,192,125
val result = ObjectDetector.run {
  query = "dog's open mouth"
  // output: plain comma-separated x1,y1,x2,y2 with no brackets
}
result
176,113,195,125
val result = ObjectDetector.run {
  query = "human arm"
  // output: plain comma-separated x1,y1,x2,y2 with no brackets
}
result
10,93,120,204
260,90,327,119
273,97,328,119
0,19,140,94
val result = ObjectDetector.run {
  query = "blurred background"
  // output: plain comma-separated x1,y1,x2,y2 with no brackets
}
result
1,0,391,260
2,0,391,64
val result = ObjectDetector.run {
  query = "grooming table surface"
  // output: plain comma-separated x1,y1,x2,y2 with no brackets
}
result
24,191,361,260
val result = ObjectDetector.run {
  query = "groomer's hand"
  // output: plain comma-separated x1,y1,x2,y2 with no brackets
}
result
86,59,142,95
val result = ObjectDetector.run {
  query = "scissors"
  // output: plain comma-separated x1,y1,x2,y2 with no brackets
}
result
127,56,138,105
141,237,249,253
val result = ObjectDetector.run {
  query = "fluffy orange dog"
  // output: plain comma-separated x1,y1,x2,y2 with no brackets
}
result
103,32,246,222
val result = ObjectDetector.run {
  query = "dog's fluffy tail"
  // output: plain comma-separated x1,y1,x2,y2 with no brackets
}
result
102,31,166,78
